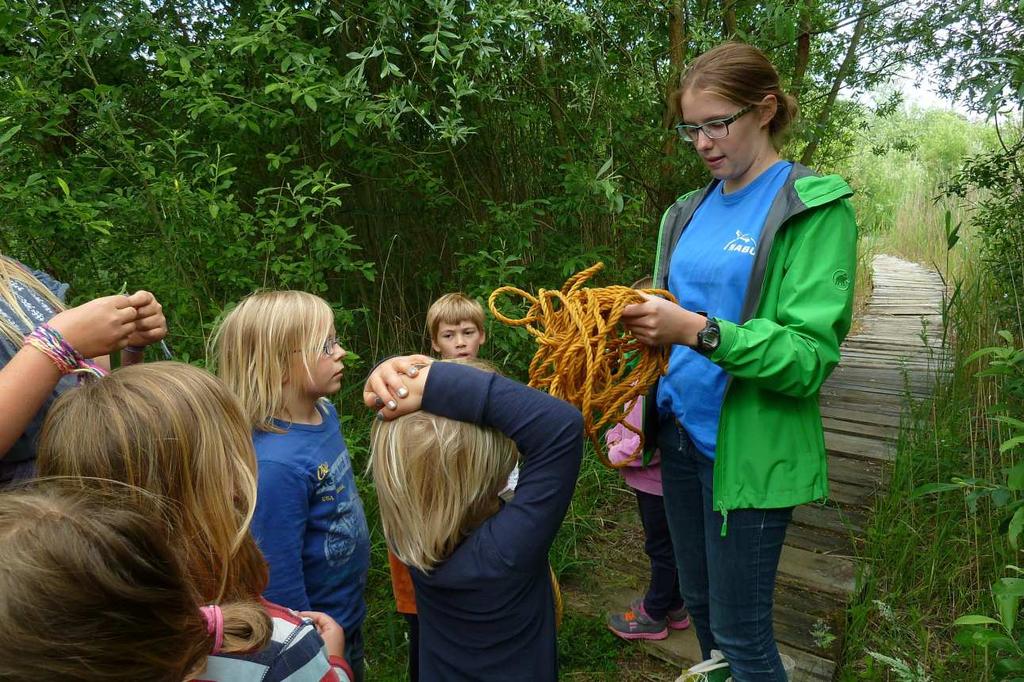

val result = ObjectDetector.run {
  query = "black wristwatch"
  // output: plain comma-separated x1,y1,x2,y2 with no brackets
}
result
695,317,721,356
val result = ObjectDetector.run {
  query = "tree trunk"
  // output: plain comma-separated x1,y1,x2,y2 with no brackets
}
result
535,52,571,163
800,5,868,165
658,0,687,206
791,0,813,100
722,0,737,38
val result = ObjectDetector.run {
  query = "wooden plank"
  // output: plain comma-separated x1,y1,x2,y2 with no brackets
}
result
819,405,902,428
828,453,887,486
825,431,895,462
777,545,857,597
826,479,878,509
784,520,856,556
774,603,840,660
823,379,928,398
828,368,935,391
792,502,866,537
822,416,899,441
819,391,906,413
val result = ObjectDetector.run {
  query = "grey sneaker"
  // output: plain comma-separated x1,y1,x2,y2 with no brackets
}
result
606,598,669,641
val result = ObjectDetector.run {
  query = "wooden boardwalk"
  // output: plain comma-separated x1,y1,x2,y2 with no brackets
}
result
598,255,948,679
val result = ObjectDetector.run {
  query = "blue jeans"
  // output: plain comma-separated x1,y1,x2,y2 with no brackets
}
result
658,417,792,681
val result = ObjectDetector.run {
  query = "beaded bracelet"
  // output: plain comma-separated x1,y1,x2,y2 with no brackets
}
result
24,324,108,379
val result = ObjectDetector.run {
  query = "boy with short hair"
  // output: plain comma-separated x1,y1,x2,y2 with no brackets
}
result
388,292,490,681
426,293,486,360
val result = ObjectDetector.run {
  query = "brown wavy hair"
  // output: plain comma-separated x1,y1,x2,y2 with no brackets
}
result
0,484,271,680
36,362,268,603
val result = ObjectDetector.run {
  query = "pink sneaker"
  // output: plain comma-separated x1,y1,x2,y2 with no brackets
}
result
666,603,692,630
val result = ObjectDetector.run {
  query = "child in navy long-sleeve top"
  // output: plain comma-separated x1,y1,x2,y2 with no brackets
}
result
366,358,583,681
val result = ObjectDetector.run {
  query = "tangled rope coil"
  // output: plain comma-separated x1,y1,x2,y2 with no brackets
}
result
488,262,676,467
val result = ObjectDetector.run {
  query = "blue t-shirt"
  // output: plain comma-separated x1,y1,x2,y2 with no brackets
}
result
0,261,76,466
251,402,370,633
657,161,792,459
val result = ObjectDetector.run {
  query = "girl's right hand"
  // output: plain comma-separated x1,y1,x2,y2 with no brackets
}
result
48,295,139,358
620,294,706,347
298,611,345,659
363,355,432,420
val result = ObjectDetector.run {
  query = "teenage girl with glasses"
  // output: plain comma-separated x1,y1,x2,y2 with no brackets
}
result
620,42,858,681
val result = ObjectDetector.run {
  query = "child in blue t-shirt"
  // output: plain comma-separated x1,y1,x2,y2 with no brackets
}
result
212,291,370,682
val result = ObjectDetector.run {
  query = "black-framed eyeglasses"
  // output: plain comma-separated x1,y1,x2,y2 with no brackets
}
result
322,337,339,356
675,105,753,143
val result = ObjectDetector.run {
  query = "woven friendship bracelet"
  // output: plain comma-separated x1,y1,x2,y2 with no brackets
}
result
24,324,108,379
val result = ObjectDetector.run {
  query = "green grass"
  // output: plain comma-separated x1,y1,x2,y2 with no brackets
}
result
837,162,1017,679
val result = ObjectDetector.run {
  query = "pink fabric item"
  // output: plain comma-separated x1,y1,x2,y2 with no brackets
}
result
201,605,225,654
605,397,664,496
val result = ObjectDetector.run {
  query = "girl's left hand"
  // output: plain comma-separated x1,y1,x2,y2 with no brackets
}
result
363,355,432,420
620,294,706,347
124,290,167,348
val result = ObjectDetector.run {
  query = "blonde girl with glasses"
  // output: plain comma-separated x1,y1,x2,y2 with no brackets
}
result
0,254,166,485
34,363,354,682
212,291,370,682
620,42,857,680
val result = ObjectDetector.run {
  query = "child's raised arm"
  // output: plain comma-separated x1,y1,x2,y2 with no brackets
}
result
1,295,139,458
421,362,583,570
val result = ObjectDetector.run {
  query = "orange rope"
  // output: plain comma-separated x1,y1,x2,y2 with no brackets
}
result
488,262,676,467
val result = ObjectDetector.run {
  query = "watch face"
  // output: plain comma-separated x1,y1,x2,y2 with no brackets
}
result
699,322,720,353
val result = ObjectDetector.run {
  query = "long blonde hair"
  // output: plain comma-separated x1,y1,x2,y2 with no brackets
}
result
0,255,66,346
371,408,518,572
0,483,271,681
36,362,268,603
209,290,335,432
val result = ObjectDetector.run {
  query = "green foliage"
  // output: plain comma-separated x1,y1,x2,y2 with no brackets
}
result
839,109,996,236
945,137,1024,326
908,333,1024,677
0,0,978,364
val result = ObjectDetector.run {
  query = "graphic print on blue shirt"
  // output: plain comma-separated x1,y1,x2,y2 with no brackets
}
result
324,452,363,566
657,161,793,459
251,401,370,633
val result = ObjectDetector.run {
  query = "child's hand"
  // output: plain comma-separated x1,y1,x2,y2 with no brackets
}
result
123,290,168,348
364,355,432,420
48,295,139,358
299,610,345,660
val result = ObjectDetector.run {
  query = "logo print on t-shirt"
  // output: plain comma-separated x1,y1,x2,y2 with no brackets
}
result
724,231,757,256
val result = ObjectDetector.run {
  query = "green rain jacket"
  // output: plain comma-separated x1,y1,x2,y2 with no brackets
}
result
642,163,858,528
